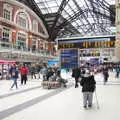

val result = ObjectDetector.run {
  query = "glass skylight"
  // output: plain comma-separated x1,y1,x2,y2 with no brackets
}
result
34,0,115,36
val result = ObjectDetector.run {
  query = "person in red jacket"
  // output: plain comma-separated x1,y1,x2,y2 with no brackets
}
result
20,64,28,85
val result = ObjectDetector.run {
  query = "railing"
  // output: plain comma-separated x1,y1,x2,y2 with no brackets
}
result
0,42,56,60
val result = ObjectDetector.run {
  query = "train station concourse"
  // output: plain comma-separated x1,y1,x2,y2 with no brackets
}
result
0,72,120,120
0,0,120,120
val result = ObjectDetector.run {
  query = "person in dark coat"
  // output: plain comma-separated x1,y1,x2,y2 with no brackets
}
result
29,65,36,79
115,65,120,78
10,64,19,89
80,70,96,108
72,67,81,88
102,66,109,85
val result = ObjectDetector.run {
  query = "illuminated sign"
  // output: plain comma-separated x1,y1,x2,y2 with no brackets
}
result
60,49,79,68
58,37,115,49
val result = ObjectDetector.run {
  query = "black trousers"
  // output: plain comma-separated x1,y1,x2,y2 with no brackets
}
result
116,72,119,78
104,75,108,85
21,75,27,85
31,72,36,79
75,77,79,88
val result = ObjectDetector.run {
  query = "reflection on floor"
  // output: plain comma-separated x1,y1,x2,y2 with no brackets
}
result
0,71,120,120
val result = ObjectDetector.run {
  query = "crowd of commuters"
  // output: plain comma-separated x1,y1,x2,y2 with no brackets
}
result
3,62,120,109
8,63,67,89
71,63,120,109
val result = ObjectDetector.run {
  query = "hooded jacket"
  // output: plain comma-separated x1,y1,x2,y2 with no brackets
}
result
80,74,96,92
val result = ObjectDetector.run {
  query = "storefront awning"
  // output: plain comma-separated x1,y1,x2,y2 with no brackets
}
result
0,60,15,64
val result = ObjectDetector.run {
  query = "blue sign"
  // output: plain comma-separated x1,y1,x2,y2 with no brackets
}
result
48,59,59,66
60,49,79,68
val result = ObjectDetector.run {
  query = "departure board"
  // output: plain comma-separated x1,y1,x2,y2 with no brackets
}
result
60,49,79,68
58,36,115,49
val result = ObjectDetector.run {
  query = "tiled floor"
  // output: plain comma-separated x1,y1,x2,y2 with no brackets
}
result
0,71,120,120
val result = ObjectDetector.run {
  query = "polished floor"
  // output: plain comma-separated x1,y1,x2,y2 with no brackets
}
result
0,71,120,120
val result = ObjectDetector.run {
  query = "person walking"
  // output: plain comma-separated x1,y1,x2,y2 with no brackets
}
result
72,67,81,88
10,64,19,89
29,65,36,79
20,64,29,85
115,65,120,78
40,65,48,81
80,70,96,108
102,66,109,85
37,65,42,79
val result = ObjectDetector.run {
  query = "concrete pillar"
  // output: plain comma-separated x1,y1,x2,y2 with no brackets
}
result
115,0,120,61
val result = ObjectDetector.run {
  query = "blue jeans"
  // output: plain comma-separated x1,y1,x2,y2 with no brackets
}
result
11,78,18,89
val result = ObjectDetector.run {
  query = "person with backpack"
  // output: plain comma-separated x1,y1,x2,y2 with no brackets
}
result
10,64,19,89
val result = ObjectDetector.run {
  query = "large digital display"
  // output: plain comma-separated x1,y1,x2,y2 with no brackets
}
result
60,49,79,68
58,36,115,49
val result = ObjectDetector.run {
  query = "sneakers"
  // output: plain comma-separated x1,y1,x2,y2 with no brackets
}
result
88,105,92,108
83,105,92,109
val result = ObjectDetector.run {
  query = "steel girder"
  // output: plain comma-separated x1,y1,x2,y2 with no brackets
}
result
87,0,114,33
55,0,114,38
86,0,110,33
31,0,115,40
50,0,70,37
85,0,102,33
56,7,111,35
73,0,97,33
96,0,115,22
65,2,87,33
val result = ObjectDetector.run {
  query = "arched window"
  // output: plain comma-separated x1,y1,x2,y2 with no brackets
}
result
32,20,38,32
3,4,13,21
17,12,28,29
2,27,11,47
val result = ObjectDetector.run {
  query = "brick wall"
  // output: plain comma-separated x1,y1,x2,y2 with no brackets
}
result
0,1,3,17
0,0,50,53
0,28,2,39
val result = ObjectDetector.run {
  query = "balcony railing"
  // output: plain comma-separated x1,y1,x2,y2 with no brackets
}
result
0,41,56,59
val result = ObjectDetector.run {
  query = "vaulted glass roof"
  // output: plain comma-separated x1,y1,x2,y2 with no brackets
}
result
35,0,115,14
34,0,115,40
